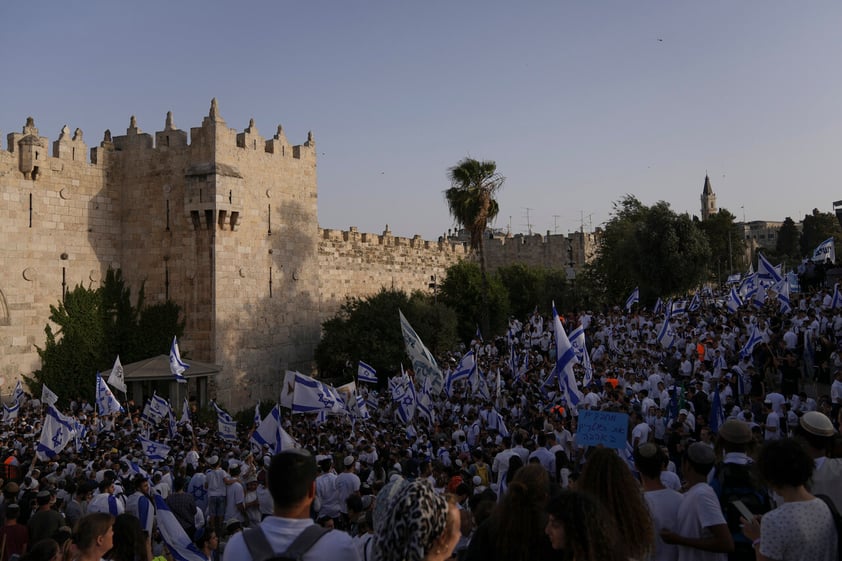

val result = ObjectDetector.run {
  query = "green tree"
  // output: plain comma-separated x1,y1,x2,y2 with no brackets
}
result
438,261,509,343
697,209,742,284
800,209,842,261
775,216,801,261
27,269,184,404
444,158,504,334
591,196,711,304
314,289,457,382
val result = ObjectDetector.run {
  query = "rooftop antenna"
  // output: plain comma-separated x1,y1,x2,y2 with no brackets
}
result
553,215,560,234
523,207,534,236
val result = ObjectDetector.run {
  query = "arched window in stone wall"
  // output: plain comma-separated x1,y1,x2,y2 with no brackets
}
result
0,290,8,326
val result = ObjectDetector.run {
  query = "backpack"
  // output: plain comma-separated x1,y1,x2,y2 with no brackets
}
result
816,494,842,561
711,462,772,561
242,524,331,561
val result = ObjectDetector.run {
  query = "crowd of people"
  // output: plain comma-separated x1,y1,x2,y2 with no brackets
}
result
0,277,841,561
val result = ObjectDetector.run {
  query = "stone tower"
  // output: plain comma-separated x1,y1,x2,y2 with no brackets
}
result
701,174,717,220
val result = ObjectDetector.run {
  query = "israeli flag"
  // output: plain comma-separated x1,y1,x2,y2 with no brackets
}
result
726,273,742,285
569,324,594,387
751,286,767,309
515,351,529,384
757,253,782,284
153,495,208,561
399,309,443,396
3,401,20,424
709,389,725,434
218,417,238,441
552,303,582,406
739,272,758,299
251,404,298,452
652,298,663,316
774,278,791,314
395,377,417,425
36,406,76,461
739,325,763,359
832,283,842,310
41,384,59,407
688,292,701,312
167,409,178,440
445,350,475,395
355,394,371,421
211,400,233,422
138,435,171,462
670,300,687,316
357,361,378,384
475,325,483,343
107,355,127,393
179,398,192,428
491,410,509,437
142,393,170,424
11,380,25,405
726,287,743,314
169,336,189,383
624,287,640,311
291,373,343,414
812,237,836,263
657,314,677,349
96,374,124,416
416,382,435,427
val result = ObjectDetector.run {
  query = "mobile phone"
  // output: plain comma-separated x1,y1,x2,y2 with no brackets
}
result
732,499,755,521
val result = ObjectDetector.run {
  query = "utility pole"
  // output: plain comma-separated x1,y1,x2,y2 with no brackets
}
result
553,215,560,234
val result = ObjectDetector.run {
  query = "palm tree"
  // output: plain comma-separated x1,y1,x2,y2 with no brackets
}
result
445,157,504,334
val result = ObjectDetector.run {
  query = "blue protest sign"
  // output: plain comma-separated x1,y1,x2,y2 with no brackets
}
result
576,410,629,449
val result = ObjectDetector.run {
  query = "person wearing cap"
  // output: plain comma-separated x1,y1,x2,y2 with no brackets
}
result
635,442,682,561
335,455,361,530
27,489,62,544
661,442,734,560
796,410,842,512
0,503,27,561
204,455,228,534
222,450,360,561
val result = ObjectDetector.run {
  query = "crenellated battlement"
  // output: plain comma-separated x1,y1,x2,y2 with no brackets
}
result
320,225,470,255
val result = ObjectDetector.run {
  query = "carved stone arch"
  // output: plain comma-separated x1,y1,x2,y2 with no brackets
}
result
0,290,9,326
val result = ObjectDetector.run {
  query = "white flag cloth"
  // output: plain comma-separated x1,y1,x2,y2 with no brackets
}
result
3,402,20,424
169,336,189,383
446,350,475,395
739,325,763,359
218,417,238,441
624,287,640,311
726,287,743,314
96,374,124,416
108,355,127,393
757,253,782,284
138,435,171,462
812,237,836,263
251,405,298,453
774,278,791,314
657,314,677,349
179,398,192,431
357,361,378,384
399,309,443,395
568,324,594,387
36,406,76,461
154,495,208,561
41,384,59,407
142,393,170,425
291,373,344,414
552,303,582,406
280,370,299,409
11,380,25,405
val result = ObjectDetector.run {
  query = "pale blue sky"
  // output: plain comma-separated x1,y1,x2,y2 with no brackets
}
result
2,1,840,240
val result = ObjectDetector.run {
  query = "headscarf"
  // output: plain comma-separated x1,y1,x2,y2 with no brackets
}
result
372,477,449,561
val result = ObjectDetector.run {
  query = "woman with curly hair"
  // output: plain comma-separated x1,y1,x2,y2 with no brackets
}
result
465,464,560,561
576,448,655,560
545,490,626,561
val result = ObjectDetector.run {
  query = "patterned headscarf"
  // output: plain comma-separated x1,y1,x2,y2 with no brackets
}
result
372,478,449,561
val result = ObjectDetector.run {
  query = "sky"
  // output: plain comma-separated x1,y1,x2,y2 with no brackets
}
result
2,1,841,240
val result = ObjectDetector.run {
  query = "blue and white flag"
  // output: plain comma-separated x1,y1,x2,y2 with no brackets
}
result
252,404,298,452
688,292,701,312
142,393,171,425
657,314,677,349
445,350,475,396
167,409,178,440
652,298,663,316
739,272,758,299
36,406,76,461
624,287,640,311
218,417,238,441
757,253,782,284
211,400,233,422
751,286,767,309
399,309,443,396
291,373,343,414
138,435,171,462
475,325,483,343
253,403,261,427
2,401,20,424
416,379,435,427
670,300,687,316
489,409,509,437
355,393,372,421
179,398,192,432
812,237,836,263
169,336,189,383
739,325,763,359
96,374,124,416
568,324,594,387
154,494,208,561
11,380,25,405
357,361,378,384
552,303,582,406
395,377,417,424
41,384,59,407
774,278,791,314
726,273,742,285
726,287,743,314
832,283,842,310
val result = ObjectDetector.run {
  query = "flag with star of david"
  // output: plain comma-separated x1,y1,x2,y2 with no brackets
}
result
291,372,344,414
138,435,171,462
96,373,124,417
36,406,76,461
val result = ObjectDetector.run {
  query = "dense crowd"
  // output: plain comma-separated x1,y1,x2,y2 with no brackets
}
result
0,278,841,561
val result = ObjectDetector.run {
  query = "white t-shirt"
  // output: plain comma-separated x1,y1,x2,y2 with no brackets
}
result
223,515,360,561
675,482,727,561
759,498,837,561
645,488,683,561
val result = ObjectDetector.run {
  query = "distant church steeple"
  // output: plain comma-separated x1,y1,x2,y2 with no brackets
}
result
701,174,717,220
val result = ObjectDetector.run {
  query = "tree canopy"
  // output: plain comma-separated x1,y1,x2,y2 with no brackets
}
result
800,208,842,259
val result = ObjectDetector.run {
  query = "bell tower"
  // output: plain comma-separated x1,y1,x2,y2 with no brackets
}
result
701,174,717,220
